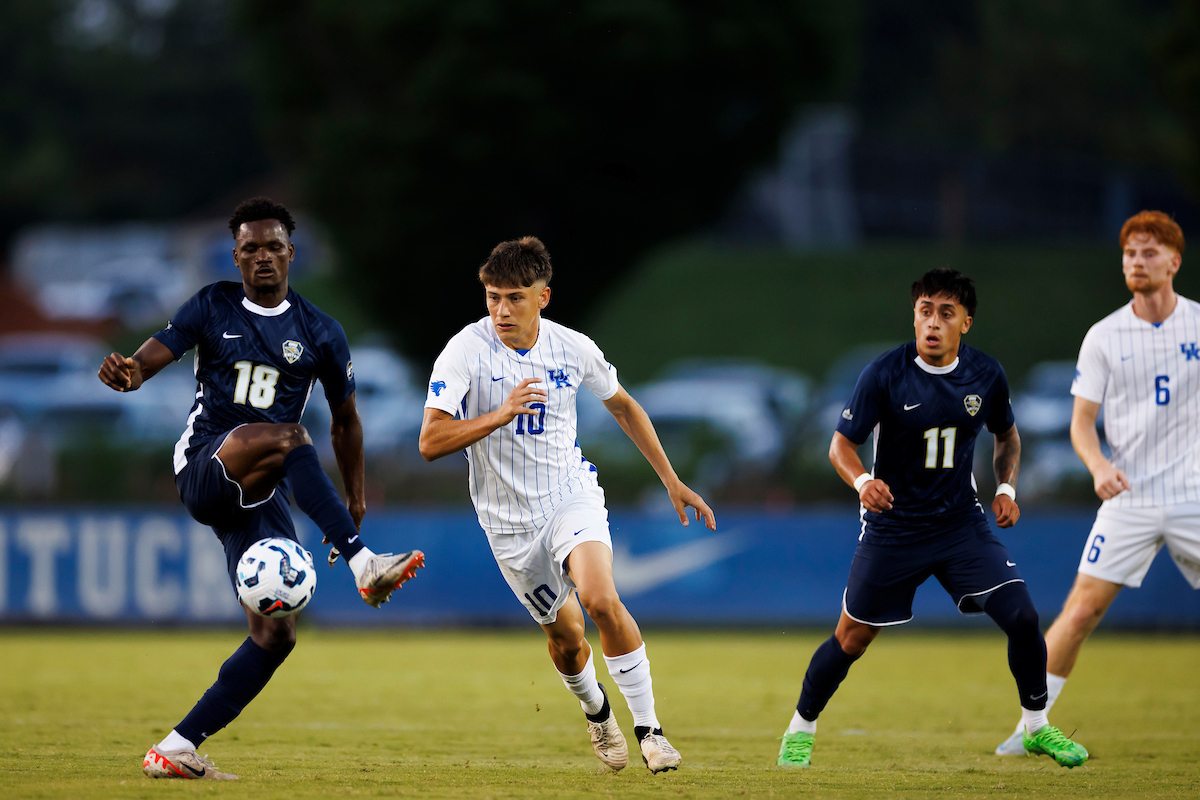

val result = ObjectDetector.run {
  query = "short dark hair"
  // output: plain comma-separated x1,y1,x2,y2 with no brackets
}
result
478,236,553,288
228,197,296,237
911,268,977,317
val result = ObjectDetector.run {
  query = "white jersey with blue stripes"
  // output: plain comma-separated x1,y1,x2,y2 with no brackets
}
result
1072,295,1200,507
425,317,620,535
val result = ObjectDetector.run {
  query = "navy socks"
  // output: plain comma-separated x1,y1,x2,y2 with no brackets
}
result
283,444,365,560
796,634,862,722
985,582,1049,710
176,637,292,745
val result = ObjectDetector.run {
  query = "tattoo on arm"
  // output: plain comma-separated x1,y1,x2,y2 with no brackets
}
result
993,431,1021,485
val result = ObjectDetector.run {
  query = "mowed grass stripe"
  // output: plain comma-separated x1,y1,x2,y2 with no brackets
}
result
1,629,1197,798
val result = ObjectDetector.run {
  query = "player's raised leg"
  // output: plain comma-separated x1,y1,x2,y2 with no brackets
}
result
984,582,1088,767
217,422,423,606
995,573,1119,756
566,541,681,774
543,598,629,771
779,611,877,767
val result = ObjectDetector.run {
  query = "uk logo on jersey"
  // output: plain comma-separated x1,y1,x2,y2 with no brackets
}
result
548,368,572,388
964,394,982,416
1181,342,1200,361
430,380,446,396
282,340,304,364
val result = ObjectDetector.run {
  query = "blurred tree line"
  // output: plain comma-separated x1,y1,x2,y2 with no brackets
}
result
1,0,1198,359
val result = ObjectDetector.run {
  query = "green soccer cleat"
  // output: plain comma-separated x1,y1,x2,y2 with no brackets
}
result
1022,725,1088,768
777,731,814,767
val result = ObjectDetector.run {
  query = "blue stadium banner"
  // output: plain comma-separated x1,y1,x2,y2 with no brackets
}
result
0,507,1197,626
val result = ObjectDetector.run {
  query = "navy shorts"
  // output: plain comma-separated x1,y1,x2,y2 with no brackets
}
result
175,429,298,589
844,514,1024,625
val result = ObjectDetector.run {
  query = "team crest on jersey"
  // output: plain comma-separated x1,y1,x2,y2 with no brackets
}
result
964,394,982,416
548,368,572,388
282,340,304,364
346,360,354,379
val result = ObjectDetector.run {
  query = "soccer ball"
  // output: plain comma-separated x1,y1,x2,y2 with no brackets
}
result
235,538,317,618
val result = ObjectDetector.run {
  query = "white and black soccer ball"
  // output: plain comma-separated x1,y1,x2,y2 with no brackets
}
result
235,538,317,618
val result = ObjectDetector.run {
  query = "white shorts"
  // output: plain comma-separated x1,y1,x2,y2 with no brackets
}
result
485,488,613,624
1077,503,1200,589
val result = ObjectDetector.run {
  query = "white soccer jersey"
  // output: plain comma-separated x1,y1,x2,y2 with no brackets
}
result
425,317,620,534
1071,296,1200,507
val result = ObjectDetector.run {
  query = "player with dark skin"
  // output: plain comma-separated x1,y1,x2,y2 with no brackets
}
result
98,218,366,654
826,291,1022,656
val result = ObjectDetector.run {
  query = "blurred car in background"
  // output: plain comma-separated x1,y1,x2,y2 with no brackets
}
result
577,358,812,479
0,332,200,444
808,342,902,438
1010,359,1104,497
302,345,425,457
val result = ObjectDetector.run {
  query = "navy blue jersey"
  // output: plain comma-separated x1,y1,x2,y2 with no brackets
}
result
154,282,355,475
836,342,1015,542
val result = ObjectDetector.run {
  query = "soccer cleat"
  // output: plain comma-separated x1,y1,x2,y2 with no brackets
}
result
585,683,628,771
356,550,425,608
1022,725,1089,768
995,726,1029,756
635,726,682,774
777,730,814,767
142,746,238,780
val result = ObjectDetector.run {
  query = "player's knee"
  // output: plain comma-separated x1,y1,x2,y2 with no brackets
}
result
1064,596,1106,634
834,626,874,656
579,590,624,629
255,622,297,654
277,423,313,454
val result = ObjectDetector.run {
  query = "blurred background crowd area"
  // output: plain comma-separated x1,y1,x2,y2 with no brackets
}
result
1,0,1198,510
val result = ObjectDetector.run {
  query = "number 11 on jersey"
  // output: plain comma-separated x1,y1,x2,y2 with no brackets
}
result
923,426,957,468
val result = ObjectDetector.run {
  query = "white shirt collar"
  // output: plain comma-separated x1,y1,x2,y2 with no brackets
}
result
242,296,291,317
914,354,959,375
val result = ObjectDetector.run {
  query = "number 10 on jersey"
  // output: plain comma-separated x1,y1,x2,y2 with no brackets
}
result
922,426,957,468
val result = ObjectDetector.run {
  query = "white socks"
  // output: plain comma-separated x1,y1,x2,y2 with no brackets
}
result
786,710,817,735
557,652,606,717
157,729,197,752
1021,706,1049,736
604,643,661,730
346,547,377,582
1015,672,1067,736
1046,673,1067,710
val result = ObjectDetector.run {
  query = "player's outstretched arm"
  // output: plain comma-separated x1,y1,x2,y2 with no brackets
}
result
829,431,893,512
330,393,366,530
97,337,175,392
1070,396,1128,500
991,424,1020,528
418,377,546,461
602,385,716,530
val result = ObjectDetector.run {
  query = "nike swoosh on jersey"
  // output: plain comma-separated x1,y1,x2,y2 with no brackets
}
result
903,403,921,411
573,528,587,536
1121,354,1133,361
222,332,242,339
1006,560,1016,567
611,531,749,595
492,376,505,382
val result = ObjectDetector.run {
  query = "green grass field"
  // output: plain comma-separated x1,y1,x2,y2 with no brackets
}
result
2,628,1197,798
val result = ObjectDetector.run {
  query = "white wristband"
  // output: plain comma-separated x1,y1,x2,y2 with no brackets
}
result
853,473,873,493
995,483,1016,500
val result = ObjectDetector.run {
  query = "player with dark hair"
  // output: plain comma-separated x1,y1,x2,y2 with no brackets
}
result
419,236,716,774
996,211,1200,755
99,197,424,780
775,269,1088,769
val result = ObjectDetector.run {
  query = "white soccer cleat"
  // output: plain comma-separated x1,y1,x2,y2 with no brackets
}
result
586,684,628,771
356,550,425,608
637,728,682,774
995,727,1029,756
142,745,238,780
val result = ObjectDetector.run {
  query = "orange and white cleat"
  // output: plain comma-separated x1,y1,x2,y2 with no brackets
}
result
356,550,425,607
142,745,238,780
